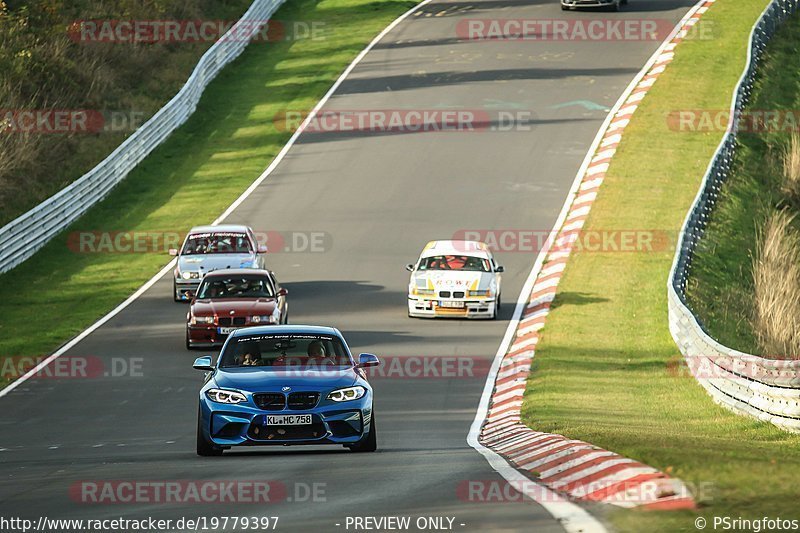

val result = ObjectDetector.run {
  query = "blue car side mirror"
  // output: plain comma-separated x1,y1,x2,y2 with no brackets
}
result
358,353,380,368
193,356,214,371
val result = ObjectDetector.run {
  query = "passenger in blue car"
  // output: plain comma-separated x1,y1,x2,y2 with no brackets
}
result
241,352,260,366
307,341,336,366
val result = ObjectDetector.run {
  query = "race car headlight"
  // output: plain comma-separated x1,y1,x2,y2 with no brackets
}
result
206,388,247,404
250,315,276,324
412,287,435,296
181,271,200,280
191,316,214,325
327,386,366,402
468,289,492,297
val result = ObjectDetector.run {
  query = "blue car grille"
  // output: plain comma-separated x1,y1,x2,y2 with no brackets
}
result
253,393,285,410
287,392,319,410
253,392,319,410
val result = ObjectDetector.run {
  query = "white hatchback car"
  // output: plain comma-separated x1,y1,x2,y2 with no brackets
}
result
406,240,503,319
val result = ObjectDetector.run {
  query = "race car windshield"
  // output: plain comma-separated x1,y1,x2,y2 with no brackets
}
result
182,233,252,254
196,276,274,299
418,255,491,272
219,334,353,370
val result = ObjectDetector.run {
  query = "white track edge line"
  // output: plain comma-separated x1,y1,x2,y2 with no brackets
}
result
466,1,710,531
0,259,176,399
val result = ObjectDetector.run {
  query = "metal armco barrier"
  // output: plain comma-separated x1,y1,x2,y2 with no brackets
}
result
668,0,800,432
0,0,286,274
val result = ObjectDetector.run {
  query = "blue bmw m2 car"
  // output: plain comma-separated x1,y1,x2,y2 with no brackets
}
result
193,325,379,456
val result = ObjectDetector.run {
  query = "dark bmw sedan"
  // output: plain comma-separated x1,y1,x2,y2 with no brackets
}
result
186,269,288,349
193,325,380,456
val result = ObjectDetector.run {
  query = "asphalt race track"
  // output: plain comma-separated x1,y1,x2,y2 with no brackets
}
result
0,1,698,531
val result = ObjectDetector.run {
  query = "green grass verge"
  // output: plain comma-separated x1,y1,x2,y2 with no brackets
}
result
685,9,800,354
0,0,416,382
519,1,800,530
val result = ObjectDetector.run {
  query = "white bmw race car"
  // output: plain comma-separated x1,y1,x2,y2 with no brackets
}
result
406,240,503,319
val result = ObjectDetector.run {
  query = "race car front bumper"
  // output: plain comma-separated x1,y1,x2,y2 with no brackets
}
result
187,323,275,348
407,297,496,318
199,393,373,447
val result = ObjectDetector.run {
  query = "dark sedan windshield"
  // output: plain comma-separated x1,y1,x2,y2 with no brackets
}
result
182,232,252,255
219,334,352,370
196,276,274,299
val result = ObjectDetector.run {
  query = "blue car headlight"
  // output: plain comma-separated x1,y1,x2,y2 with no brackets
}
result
206,388,247,404
327,386,366,402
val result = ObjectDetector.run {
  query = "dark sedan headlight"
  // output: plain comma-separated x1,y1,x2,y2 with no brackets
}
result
191,316,214,325
327,386,366,402
206,388,247,404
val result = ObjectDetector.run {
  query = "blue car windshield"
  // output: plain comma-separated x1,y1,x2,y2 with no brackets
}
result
219,334,353,370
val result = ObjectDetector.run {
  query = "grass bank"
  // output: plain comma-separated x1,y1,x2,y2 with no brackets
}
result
0,0,416,382
519,1,800,530
686,10,800,356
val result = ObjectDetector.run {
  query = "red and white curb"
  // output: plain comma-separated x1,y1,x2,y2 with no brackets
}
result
476,0,718,512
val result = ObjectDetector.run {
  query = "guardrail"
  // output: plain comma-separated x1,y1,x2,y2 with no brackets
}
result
0,0,286,274
668,0,800,432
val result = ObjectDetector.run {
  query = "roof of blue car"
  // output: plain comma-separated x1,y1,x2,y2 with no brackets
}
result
230,325,342,337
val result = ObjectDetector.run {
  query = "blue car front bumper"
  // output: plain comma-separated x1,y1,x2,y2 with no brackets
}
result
199,394,373,447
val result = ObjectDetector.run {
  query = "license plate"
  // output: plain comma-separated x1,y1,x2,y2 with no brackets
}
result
439,300,465,308
266,414,312,425
217,327,237,335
